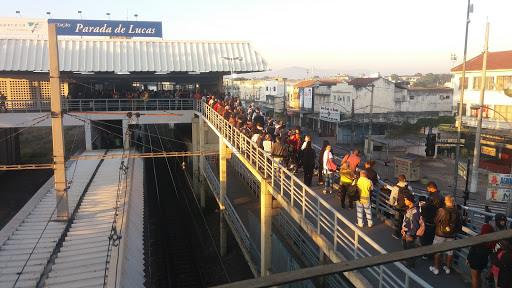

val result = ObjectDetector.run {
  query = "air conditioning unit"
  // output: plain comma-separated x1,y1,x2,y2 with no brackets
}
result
440,95,445,100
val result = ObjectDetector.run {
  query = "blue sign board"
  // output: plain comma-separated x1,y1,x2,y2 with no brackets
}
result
48,19,162,37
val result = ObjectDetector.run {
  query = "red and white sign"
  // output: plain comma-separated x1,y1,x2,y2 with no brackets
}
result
319,106,340,122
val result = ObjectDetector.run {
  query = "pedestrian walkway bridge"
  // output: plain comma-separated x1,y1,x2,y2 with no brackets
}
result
0,99,498,287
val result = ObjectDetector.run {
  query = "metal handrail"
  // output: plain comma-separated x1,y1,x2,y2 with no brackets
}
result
0,99,194,113
195,101,431,288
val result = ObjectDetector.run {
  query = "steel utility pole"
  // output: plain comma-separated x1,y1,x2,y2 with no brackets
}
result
453,0,472,198
49,24,69,220
351,99,355,153
470,21,490,193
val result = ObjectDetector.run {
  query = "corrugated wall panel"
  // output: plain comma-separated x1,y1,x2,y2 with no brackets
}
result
0,38,269,73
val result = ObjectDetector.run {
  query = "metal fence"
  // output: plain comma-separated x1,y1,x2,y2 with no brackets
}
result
195,101,431,288
0,99,194,113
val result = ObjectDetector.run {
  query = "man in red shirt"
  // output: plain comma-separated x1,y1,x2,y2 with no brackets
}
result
341,149,361,172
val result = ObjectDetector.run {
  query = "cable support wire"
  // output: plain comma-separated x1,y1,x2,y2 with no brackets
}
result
65,112,191,145
103,148,129,288
153,124,231,283
0,114,50,143
0,113,50,133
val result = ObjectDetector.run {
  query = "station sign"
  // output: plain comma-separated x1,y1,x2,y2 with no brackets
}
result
49,19,162,37
489,173,512,188
303,87,313,109
458,162,467,180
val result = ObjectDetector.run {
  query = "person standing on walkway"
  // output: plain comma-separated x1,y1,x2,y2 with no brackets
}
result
302,142,316,186
339,162,355,209
420,182,445,255
355,170,373,228
401,193,420,268
317,140,329,186
364,160,379,205
390,175,413,239
430,195,463,275
322,145,335,194
271,136,287,167
466,223,495,288
341,149,361,172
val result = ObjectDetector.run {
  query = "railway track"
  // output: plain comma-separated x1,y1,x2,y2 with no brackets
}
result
144,124,204,288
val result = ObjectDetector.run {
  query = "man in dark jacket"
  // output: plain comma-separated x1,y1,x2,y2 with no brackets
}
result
420,182,445,250
430,195,462,275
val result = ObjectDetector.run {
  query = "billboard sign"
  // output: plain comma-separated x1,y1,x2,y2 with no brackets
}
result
481,146,496,156
487,188,512,203
319,106,340,122
48,19,162,37
298,88,304,108
0,18,48,35
489,173,512,188
458,162,467,180
303,87,313,109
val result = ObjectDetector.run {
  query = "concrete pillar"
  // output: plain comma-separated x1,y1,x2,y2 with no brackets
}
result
318,249,327,287
192,118,201,198
85,123,93,150
199,118,206,208
122,119,130,149
219,138,228,256
260,179,272,276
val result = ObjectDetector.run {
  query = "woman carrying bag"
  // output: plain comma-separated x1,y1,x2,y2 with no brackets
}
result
323,145,336,194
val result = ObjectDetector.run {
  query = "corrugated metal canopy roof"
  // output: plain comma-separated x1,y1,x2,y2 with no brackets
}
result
0,38,270,73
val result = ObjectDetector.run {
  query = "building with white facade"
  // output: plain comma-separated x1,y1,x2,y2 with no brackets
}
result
450,50,512,173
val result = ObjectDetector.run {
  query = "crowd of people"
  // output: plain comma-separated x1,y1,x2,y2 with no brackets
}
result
202,93,512,288
68,88,212,100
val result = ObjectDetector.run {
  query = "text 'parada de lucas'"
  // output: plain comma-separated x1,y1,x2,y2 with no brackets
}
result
74,24,156,34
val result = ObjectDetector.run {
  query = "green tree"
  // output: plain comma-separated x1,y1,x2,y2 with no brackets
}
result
390,74,400,81
414,73,423,77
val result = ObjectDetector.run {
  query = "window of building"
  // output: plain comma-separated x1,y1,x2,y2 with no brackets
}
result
459,77,468,90
273,87,276,91
409,95,414,100
446,95,450,99
494,105,512,121
473,76,494,90
497,76,512,90
266,87,268,91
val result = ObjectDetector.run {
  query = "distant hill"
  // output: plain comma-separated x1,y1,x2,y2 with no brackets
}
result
240,66,372,80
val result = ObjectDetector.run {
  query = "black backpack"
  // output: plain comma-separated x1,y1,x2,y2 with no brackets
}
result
396,184,410,210
347,179,360,202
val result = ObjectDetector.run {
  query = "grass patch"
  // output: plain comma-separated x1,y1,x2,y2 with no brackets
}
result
19,126,85,164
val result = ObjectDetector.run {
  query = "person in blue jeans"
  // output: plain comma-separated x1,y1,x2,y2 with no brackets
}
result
322,145,335,194
355,170,373,228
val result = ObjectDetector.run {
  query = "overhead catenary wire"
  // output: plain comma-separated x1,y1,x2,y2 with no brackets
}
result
0,114,50,143
153,124,231,283
65,112,192,145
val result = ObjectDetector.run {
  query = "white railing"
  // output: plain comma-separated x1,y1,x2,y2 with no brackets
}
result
195,101,431,288
0,99,194,113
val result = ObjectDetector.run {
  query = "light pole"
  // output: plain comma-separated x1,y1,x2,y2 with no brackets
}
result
78,11,82,19
469,22,490,194
221,57,243,98
16,11,22,18
106,13,111,20
453,0,473,198
46,12,52,19
134,14,138,21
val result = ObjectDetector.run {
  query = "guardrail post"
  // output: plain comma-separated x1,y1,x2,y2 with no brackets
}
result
261,179,272,276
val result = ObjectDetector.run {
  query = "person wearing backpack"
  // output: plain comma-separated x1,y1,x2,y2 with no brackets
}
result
401,193,421,269
430,195,463,275
390,175,413,239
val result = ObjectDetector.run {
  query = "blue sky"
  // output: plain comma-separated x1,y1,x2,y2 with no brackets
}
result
1,0,510,75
